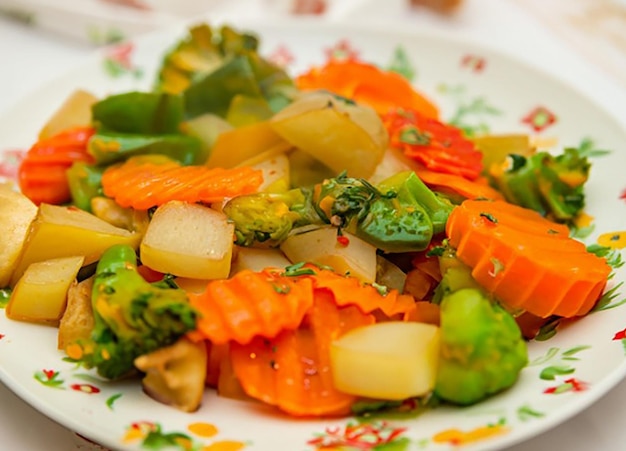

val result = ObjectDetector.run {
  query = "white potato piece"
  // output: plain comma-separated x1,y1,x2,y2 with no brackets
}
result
368,147,416,186
330,321,440,400
241,151,290,193
230,246,291,276
270,92,387,179
11,204,141,286
135,337,208,413
376,255,407,293
38,89,98,140
280,226,377,283
0,185,38,287
90,196,150,235
7,256,85,325
140,201,234,279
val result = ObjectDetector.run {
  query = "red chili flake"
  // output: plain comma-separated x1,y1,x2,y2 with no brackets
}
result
70,383,101,394
336,235,350,247
325,39,360,62
613,327,626,340
268,45,295,68
521,106,557,133
461,54,486,73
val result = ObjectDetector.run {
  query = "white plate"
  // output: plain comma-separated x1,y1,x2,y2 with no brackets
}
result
0,19,625,451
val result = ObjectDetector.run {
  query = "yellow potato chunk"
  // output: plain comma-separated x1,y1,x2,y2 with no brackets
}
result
10,204,140,286
242,151,290,193
0,185,38,287
140,201,234,279
38,89,98,140
280,226,377,283
330,321,440,400
270,92,387,179
230,246,291,276
7,256,85,325
207,120,291,169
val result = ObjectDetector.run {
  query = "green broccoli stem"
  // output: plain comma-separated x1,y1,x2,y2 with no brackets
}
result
95,243,138,277
81,244,198,380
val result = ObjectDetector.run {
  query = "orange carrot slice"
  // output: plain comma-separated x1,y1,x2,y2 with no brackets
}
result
188,269,315,345
383,108,483,180
296,60,439,119
307,267,417,319
416,167,505,201
101,157,263,209
446,199,611,318
18,126,95,205
229,291,375,417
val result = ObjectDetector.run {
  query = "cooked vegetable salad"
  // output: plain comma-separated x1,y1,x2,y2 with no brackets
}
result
0,23,616,419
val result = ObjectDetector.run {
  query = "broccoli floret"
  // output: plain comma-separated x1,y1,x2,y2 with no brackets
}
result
77,244,198,379
435,288,528,405
489,145,590,224
222,189,316,247
319,171,453,252
223,171,454,253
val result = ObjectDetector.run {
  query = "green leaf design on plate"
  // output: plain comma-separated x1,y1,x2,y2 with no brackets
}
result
592,282,626,312
437,84,501,137
34,370,65,389
142,424,194,450
106,393,123,409
529,347,560,366
517,405,545,422
575,137,612,158
562,345,591,357
387,46,415,82
539,365,575,380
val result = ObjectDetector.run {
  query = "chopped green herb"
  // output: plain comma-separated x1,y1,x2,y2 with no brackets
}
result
400,125,431,145
371,282,389,297
272,284,291,294
283,262,316,277
480,212,498,223
0,288,11,308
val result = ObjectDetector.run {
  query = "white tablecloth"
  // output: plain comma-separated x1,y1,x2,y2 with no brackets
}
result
1,0,625,449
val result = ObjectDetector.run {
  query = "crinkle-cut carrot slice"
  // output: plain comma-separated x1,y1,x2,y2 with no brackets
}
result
18,126,95,205
416,167,505,201
229,291,375,417
101,158,263,209
188,269,315,345
446,199,612,318
454,198,570,237
307,267,417,319
295,60,439,119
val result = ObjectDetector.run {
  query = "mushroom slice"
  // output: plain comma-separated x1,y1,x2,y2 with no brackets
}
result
134,337,208,412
